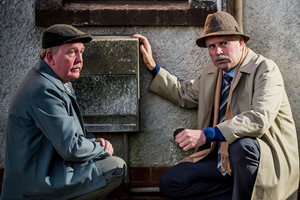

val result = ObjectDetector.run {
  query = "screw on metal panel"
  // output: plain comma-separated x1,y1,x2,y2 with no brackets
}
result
94,76,101,82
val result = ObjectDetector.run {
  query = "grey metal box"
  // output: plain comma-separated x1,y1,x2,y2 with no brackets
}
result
73,36,139,132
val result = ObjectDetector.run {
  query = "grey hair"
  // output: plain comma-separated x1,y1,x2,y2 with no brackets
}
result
232,35,247,47
39,46,59,59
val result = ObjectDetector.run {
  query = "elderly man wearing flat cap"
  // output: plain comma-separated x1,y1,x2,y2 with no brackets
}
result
1,24,126,200
134,11,299,200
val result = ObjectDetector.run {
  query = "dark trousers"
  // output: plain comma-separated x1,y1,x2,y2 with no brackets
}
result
159,138,260,200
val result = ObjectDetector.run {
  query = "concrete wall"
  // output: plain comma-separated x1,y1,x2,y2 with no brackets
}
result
0,0,299,168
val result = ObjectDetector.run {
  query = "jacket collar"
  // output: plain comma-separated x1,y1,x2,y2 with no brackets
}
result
232,48,258,90
238,48,259,74
205,48,258,75
35,59,67,93
205,62,219,75
205,48,259,92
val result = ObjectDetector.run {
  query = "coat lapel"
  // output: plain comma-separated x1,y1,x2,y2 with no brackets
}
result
197,63,218,129
232,49,259,91
204,63,219,108
36,59,86,135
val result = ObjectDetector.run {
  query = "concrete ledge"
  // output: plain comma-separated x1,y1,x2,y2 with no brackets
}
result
35,1,216,26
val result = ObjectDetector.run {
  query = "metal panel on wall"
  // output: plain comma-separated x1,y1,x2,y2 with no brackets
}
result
73,36,139,132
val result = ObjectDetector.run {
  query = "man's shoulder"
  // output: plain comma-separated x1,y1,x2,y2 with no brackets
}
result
201,62,218,75
240,49,278,74
13,63,63,105
22,66,56,91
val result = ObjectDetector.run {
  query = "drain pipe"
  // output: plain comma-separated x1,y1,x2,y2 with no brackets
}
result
227,0,243,32
216,0,222,12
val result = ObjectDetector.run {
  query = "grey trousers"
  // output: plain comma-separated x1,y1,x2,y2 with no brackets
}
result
71,156,126,200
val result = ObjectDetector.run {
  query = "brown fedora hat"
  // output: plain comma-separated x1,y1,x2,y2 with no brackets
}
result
196,11,250,48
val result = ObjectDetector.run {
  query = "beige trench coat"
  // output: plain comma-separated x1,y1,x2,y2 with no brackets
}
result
149,49,299,200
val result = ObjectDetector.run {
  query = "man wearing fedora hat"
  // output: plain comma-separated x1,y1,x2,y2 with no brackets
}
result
1,24,126,200
134,11,298,199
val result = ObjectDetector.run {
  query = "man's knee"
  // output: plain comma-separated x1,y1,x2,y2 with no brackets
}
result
97,156,125,169
229,138,260,170
159,171,170,192
159,169,179,198
96,156,126,178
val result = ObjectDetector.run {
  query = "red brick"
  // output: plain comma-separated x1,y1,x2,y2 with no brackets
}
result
0,168,4,183
0,168,4,197
151,167,170,182
107,182,127,197
130,167,151,182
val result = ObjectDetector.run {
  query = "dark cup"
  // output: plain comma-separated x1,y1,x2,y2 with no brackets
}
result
173,128,185,139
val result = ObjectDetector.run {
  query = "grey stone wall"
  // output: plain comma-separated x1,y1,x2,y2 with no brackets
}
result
0,0,299,168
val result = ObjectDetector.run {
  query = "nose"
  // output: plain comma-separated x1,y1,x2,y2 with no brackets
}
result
215,46,223,55
76,51,83,63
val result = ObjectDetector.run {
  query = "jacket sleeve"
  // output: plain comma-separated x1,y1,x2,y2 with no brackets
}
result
28,85,108,162
149,67,200,108
217,57,286,143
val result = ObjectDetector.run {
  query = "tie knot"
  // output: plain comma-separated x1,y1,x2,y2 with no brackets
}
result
223,74,232,84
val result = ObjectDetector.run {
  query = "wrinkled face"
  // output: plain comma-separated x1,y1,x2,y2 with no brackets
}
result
205,35,244,73
49,42,85,83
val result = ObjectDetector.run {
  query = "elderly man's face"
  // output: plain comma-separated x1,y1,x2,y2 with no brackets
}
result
205,35,244,73
50,42,85,83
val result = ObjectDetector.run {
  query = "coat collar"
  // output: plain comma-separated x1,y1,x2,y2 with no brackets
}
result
232,48,258,90
205,48,258,76
202,48,259,102
35,59,67,93
239,48,259,74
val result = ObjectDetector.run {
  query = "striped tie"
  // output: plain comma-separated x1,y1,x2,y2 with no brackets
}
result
219,74,232,124
217,73,232,176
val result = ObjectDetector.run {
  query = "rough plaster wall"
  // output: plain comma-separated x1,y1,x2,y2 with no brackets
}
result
243,0,300,153
0,0,43,168
0,0,299,168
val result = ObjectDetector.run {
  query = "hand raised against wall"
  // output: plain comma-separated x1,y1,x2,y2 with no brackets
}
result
133,34,157,70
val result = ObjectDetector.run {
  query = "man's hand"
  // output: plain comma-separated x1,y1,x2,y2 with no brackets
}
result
95,138,114,156
133,34,157,70
175,129,206,151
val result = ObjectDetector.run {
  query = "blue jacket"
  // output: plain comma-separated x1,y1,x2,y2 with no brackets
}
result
1,60,108,199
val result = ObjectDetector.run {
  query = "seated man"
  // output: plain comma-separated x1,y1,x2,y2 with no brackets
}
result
1,24,126,200
134,11,299,200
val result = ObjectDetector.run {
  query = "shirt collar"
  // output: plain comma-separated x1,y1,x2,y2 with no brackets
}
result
222,66,237,78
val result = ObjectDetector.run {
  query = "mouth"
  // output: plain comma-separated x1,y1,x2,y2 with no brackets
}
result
71,65,82,72
215,55,230,64
216,59,229,63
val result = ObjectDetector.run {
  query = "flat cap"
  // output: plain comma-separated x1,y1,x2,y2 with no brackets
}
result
42,24,93,49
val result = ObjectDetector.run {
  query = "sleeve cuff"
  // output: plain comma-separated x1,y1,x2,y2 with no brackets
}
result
148,64,160,77
203,127,225,143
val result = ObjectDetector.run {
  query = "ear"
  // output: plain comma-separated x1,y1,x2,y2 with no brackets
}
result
239,36,245,47
45,50,55,66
